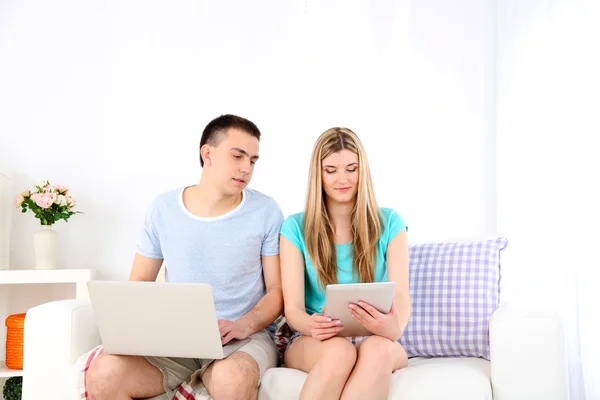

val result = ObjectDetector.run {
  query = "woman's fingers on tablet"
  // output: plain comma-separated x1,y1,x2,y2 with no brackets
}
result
321,327,344,335
321,320,342,328
350,307,365,324
314,326,344,340
349,303,372,321
312,313,333,322
357,301,381,318
350,304,377,331
314,319,341,329
310,314,341,329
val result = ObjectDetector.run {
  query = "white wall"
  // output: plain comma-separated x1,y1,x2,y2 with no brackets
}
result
497,1,600,398
0,0,497,281
497,0,600,308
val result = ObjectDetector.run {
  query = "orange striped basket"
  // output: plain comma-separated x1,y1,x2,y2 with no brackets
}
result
5,313,26,370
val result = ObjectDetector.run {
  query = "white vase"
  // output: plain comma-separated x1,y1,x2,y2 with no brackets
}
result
33,225,59,270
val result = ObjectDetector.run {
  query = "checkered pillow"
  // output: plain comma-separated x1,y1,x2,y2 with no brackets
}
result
399,237,508,360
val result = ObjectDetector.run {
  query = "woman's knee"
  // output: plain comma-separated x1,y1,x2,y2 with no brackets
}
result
320,337,358,371
357,336,399,369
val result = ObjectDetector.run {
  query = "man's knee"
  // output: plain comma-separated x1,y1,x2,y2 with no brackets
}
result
205,352,260,400
87,354,166,399
86,355,123,399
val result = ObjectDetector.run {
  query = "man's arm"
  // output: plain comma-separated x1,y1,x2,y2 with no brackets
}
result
129,253,163,281
220,254,283,344
238,254,283,333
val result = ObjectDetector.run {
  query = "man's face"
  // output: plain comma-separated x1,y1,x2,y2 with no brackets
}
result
205,128,259,195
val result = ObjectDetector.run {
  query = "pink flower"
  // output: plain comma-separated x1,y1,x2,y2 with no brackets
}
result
14,194,24,208
21,190,30,197
35,194,54,209
30,193,42,202
55,184,69,193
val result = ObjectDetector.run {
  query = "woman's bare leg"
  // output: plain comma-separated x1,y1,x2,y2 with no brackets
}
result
340,336,408,400
285,336,358,400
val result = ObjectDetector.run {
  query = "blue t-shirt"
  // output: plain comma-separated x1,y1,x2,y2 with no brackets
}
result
137,187,284,322
280,208,407,315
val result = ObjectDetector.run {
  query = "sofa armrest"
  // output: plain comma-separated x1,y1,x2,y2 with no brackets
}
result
490,304,569,400
22,299,101,400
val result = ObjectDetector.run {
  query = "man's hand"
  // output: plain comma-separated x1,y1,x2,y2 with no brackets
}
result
349,300,402,341
218,319,252,345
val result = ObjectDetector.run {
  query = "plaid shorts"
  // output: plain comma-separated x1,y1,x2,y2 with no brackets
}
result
288,331,368,347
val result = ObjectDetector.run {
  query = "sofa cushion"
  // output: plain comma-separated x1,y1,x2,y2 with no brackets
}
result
400,237,508,360
258,357,492,400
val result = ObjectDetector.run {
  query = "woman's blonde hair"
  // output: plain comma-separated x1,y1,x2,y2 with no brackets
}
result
304,127,382,289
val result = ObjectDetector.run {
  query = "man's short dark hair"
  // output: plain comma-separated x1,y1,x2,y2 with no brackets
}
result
199,114,261,167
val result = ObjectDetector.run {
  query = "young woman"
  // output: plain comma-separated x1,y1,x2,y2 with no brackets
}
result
280,128,411,400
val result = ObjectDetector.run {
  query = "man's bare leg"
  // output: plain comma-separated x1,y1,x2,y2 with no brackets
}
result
86,354,165,400
201,352,260,400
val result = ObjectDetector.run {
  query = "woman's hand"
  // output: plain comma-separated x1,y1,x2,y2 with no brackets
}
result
349,300,402,341
308,309,344,340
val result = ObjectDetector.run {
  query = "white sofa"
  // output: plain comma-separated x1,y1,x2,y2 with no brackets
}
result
21,299,569,400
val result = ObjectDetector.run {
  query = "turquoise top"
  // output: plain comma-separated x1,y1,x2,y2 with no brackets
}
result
280,208,407,315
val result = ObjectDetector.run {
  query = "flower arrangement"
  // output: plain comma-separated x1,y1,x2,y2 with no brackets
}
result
14,180,81,226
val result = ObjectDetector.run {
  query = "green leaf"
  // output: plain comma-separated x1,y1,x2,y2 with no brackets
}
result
3,376,22,400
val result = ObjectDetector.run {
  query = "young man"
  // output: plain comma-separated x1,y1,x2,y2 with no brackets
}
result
86,115,284,400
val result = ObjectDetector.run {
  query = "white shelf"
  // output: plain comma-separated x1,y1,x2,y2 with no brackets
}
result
0,361,23,378
0,269,94,284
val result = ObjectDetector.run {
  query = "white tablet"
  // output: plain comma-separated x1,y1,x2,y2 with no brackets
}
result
323,282,395,337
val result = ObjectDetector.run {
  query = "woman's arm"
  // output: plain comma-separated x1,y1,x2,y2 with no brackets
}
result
281,234,348,339
280,235,314,335
386,229,411,334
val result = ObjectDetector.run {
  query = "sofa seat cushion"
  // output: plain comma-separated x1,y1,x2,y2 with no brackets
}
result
258,357,492,400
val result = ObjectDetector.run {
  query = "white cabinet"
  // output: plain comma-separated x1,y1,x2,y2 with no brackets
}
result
0,165,95,388
0,269,95,380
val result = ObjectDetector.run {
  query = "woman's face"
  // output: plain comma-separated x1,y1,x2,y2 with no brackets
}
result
321,149,360,205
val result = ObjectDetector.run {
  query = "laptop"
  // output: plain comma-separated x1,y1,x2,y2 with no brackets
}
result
87,280,250,359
